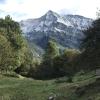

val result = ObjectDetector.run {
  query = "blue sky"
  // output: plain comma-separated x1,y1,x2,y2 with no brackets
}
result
0,0,100,21
0,0,5,3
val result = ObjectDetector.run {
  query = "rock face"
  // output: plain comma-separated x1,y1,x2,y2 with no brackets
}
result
20,10,93,50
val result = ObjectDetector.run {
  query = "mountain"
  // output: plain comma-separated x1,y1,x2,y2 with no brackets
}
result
20,10,93,53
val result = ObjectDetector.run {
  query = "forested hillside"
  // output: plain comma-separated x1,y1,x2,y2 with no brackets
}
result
0,15,33,73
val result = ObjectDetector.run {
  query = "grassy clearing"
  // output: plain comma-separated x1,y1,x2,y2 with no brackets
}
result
0,71,99,100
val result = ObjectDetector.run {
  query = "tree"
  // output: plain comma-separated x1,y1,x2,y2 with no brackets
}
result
31,40,60,79
82,18,100,50
80,18,100,69
0,15,32,72
0,34,12,72
53,49,80,77
43,40,59,61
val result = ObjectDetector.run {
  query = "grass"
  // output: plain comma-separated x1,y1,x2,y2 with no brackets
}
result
0,76,60,100
0,71,99,100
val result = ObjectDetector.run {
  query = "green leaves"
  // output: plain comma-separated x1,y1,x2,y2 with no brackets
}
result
43,40,59,61
0,15,32,72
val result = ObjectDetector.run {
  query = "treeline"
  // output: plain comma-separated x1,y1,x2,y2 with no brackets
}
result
28,40,80,79
0,15,100,80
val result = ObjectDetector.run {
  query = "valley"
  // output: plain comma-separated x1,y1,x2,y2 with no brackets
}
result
0,9,100,100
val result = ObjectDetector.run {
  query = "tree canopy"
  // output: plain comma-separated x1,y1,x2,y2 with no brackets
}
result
0,15,32,72
80,18,100,69
82,18,100,50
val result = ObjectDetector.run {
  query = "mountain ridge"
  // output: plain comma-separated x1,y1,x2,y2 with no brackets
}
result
20,10,93,53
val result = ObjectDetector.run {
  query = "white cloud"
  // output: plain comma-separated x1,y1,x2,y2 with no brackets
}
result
0,0,100,21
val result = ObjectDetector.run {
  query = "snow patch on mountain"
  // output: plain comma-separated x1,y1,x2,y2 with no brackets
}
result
55,27,65,33
20,10,93,49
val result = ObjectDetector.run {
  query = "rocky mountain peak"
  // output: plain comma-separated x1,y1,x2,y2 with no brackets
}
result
40,10,59,22
46,10,55,15
20,10,93,50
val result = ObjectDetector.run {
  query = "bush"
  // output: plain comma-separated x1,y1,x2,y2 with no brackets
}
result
3,72,19,78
